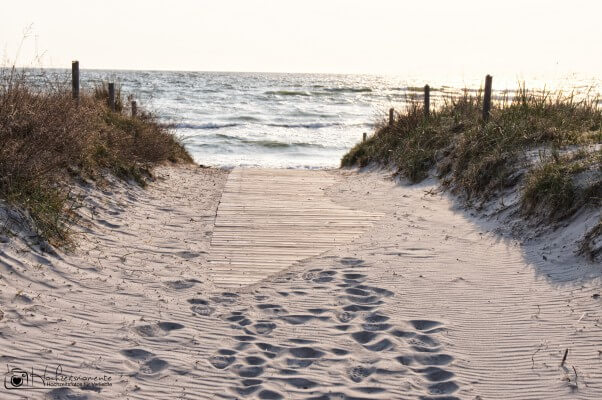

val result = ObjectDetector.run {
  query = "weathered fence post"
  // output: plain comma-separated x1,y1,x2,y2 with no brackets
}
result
362,132,367,142
108,83,116,111
389,108,394,128
71,61,79,102
424,84,430,118
482,74,493,121
131,100,137,117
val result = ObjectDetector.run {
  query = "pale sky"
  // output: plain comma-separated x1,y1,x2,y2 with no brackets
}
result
2,0,601,78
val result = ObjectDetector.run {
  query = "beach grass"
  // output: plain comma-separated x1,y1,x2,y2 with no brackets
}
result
342,86,601,253
580,218,602,260
0,67,192,244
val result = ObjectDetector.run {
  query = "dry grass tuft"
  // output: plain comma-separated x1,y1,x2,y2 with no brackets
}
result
342,85,601,252
0,67,192,244
580,220,602,261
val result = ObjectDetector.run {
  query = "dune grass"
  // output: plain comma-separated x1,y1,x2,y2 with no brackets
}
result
0,68,192,244
522,150,601,219
580,219,602,261
342,86,601,256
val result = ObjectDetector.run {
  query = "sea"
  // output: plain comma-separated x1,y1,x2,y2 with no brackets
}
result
21,69,602,169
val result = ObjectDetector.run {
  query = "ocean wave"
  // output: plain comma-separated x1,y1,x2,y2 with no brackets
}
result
242,139,324,149
265,90,311,96
210,133,325,149
323,87,372,93
291,110,335,118
176,122,240,130
265,87,372,97
266,122,341,129
230,115,262,122
214,133,242,140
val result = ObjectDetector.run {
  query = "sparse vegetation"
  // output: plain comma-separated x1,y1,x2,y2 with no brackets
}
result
580,219,602,261
0,67,192,244
342,86,601,257
522,150,601,220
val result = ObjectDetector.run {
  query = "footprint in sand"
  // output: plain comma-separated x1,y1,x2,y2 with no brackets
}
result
340,257,366,266
249,321,277,335
257,389,284,399
330,348,350,356
428,380,460,395
409,334,441,352
235,365,265,378
364,313,389,323
46,387,100,400
205,259,459,399
211,292,240,304
343,304,378,312
188,298,214,316
409,319,443,331
288,338,316,345
140,358,169,374
134,321,184,337
165,279,201,290
244,355,267,365
361,338,392,352
226,313,253,327
280,314,330,325
276,377,318,390
120,348,154,361
233,384,261,396
419,366,455,382
351,330,379,344
271,273,295,284
362,322,392,331
414,353,454,366
390,329,416,338
257,303,288,316
303,269,338,284
209,353,236,369
288,347,325,359
120,348,168,375
343,272,367,282
348,365,375,383
176,250,203,259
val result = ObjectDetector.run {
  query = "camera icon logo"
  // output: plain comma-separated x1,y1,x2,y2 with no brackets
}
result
4,368,29,389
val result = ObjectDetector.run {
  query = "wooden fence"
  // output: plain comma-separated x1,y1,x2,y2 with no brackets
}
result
71,60,137,117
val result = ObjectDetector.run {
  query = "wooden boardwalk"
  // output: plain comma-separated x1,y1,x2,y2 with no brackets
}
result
207,168,383,288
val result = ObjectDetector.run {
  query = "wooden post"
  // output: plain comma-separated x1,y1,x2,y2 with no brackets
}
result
71,61,79,102
108,83,115,111
424,84,430,118
362,132,367,142
131,100,137,117
482,74,493,121
389,108,394,128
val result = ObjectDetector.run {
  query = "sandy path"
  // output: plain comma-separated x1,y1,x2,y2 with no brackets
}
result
0,166,230,399
207,168,382,288
324,169,602,399
0,166,600,399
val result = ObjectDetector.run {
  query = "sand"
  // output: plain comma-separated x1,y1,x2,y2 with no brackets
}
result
0,165,601,399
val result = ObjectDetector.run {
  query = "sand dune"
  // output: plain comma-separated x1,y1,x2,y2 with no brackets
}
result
0,166,600,399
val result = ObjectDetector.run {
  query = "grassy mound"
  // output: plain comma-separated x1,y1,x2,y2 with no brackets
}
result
0,68,192,244
342,87,601,258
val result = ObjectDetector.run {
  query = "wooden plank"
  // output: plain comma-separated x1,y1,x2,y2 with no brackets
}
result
207,168,383,288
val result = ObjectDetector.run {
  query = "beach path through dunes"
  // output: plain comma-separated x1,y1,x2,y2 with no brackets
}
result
1,166,601,399
207,168,384,288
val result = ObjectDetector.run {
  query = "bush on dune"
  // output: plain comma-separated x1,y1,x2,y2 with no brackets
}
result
342,85,601,257
0,68,192,244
